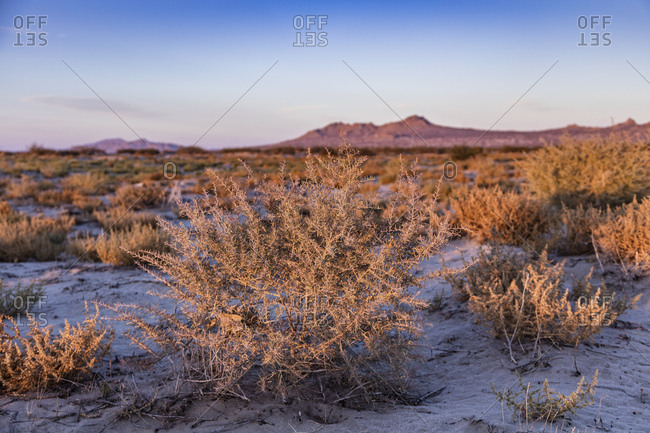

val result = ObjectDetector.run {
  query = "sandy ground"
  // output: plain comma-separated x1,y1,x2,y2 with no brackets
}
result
0,238,648,433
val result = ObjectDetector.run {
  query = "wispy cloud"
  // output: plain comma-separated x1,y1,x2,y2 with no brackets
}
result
25,95,153,116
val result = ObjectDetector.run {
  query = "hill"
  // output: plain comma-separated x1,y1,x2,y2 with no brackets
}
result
264,116,650,149
72,138,181,154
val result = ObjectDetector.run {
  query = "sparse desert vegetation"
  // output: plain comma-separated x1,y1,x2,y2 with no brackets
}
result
521,135,650,208
0,137,647,432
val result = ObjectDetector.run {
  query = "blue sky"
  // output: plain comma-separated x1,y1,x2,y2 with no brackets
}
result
1,0,649,150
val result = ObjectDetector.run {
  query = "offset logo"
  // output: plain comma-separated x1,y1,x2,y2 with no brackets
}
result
163,161,178,180
577,295,613,326
443,161,457,180
293,15,328,47
577,15,612,47
13,15,48,47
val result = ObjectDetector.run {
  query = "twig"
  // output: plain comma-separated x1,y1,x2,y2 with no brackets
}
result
504,274,529,364
511,353,557,374
591,233,605,275
203,416,263,432
413,386,446,405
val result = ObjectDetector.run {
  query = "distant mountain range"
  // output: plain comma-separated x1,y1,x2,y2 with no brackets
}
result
74,116,650,153
265,116,650,149
72,138,180,154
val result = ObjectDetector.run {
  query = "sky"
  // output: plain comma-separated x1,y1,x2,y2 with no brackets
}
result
0,0,649,150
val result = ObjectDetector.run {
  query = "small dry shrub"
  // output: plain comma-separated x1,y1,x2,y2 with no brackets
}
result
444,245,523,302
61,172,108,195
113,145,452,400
72,195,105,213
5,175,39,200
67,233,100,262
454,246,636,353
196,178,238,211
94,207,158,231
361,157,385,177
465,155,515,188
0,201,18,221
423,179,458,206
450,186,549,246
593,196,650,273
38,161,70,178
191,176,211,194
110,182,166,210
0,201,11,214
0,179,7,197
34,176,106,209
69,223,169,266
521,135,650,207
94,224,169,266
378,157,404,184
492,371,598,424
0,305,112,394
0,213,73,261
36,189,77,206
358,181,380,197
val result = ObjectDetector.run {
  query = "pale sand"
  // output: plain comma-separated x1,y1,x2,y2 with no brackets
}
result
1,238,648,433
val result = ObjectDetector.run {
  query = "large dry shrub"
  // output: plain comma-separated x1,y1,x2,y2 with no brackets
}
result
520,135,650,208
114,145,452,399
450,186,549,246
0,212,73,261
0,305,112,394
593,196,650,273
